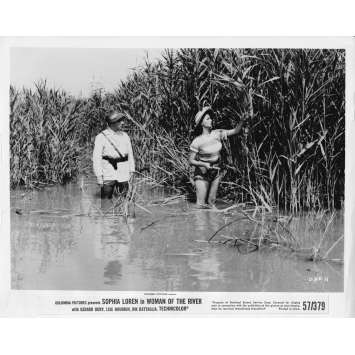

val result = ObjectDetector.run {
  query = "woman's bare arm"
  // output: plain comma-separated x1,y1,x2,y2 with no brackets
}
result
225,116,245,137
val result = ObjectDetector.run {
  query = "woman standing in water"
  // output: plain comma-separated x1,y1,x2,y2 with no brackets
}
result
189,106,245,209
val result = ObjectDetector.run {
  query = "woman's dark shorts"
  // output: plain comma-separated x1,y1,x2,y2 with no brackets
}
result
194,165,223,182
101,180,129,199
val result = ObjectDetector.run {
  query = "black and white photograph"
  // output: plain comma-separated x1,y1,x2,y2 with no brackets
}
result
7,42,346,294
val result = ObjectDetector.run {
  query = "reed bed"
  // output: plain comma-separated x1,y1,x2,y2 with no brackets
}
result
10,48,345,213
110,48,345,211
10,83,84,187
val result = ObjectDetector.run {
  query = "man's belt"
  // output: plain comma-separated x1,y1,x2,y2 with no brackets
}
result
102,155,128,170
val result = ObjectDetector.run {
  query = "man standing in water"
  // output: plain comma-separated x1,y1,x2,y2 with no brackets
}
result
93,111,135,200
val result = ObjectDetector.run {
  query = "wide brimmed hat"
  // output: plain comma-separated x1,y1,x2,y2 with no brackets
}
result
106,112,127,124
194,106,213,127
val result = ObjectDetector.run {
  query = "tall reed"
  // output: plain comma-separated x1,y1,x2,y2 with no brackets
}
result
110,48,345,211
10,82,85,187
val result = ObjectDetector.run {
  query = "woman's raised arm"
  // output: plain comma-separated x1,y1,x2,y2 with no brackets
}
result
225,116,245,137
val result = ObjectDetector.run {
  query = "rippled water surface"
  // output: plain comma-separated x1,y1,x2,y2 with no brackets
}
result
10,176,344,291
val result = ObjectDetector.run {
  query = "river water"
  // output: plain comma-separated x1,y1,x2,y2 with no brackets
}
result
10,176,343,292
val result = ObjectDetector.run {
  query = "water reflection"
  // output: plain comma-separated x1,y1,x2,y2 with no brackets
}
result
11,213,77,288
92,218,135,285
190,209,223,232
10,177,344,291
104,261,122,285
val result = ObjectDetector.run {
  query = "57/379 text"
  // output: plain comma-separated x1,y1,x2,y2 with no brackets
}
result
302,301,326,311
